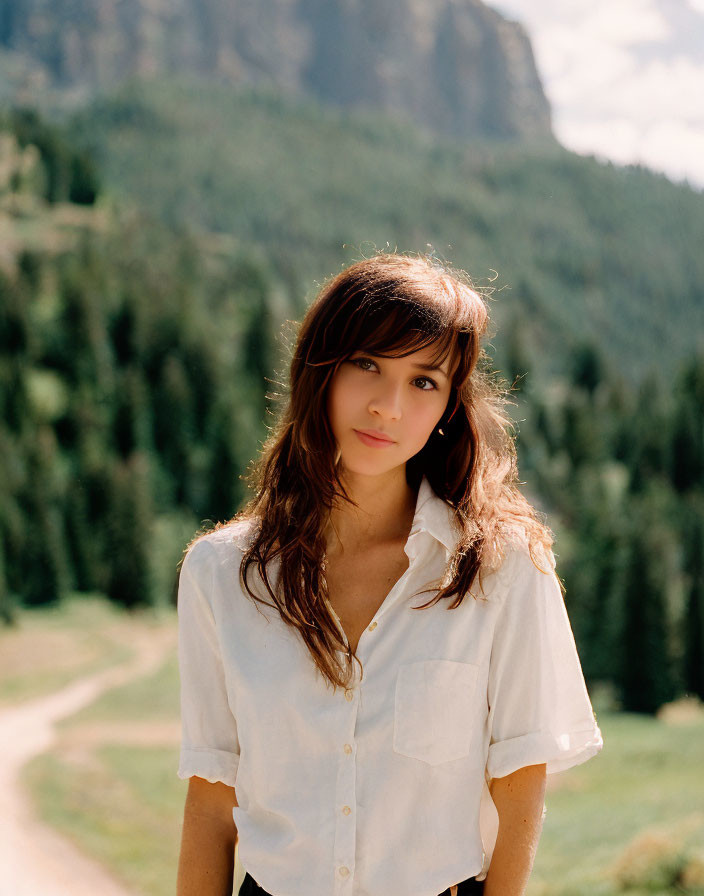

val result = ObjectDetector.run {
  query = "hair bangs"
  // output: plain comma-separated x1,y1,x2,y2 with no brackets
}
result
340,294,460,374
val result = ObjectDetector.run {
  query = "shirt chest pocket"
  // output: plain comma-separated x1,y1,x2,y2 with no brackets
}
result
393,659,480,765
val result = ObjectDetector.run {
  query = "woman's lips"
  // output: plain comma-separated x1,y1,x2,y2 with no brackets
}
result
354,429,396,447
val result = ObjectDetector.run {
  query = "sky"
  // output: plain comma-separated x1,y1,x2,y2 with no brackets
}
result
486,0,704,190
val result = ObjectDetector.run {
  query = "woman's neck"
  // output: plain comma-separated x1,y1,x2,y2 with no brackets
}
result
324,467,418,556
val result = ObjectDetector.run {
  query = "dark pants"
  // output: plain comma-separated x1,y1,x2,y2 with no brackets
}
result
239,870,485,895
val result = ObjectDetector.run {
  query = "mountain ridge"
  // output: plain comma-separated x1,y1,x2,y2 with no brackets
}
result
1,0,552,142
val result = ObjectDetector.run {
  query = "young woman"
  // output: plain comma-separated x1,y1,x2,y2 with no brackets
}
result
175,252,603,896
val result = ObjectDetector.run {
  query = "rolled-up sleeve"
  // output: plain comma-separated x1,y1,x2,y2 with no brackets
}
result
176,538,240,787
486,544,603,779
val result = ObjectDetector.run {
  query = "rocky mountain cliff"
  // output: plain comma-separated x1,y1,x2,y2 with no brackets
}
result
2,0,552,142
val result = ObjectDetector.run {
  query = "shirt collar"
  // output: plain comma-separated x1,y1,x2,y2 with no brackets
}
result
407,475,459,556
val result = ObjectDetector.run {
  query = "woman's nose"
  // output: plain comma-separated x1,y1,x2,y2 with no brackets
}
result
367,380,403,419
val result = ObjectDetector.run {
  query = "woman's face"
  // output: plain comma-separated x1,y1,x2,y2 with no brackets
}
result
326,343,456,477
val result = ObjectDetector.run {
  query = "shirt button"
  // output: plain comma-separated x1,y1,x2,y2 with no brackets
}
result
344,688,354,701
343,743,353,755
338,866,350,878
368,621,377,631
342,805,352,815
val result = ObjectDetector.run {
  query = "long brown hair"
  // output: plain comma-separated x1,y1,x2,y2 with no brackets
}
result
188,252,554,690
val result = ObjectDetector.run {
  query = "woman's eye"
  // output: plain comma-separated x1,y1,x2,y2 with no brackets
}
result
351,357,376,371
349,357,437,391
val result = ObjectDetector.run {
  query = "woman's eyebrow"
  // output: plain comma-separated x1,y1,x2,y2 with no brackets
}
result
411,361,449,377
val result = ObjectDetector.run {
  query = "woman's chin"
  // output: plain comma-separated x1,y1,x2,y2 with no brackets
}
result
337,453,410,478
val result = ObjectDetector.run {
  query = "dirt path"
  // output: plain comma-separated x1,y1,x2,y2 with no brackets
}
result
0,626,176,896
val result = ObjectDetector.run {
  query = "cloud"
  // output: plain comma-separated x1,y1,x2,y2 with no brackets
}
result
491,0,669,42
557,116,704,187
486,0,704,188
531,27,633,96
573,1,669,45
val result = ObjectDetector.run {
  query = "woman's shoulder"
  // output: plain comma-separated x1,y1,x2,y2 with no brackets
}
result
473,527,556,603
179,516,267,615
183,515,262,569
502,527,555,571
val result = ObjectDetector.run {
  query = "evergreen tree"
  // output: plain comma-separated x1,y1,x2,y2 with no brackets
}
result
73,432,115,593
112,365,153,458
181,338,220,442
563,468,625,686
17,250,43,294
671,398,702,493
235,256,279,421
532,397,558,456
502,316,531,395
604,374,633,465
0,534,14,623
109,300,140,368
9,107,100,204
0,272,33,437
21,427,73,606
44,254,113,391
243,290,276,420
628,371,672,493
561,388,603,469
206,399,256,523
0,269,31,357
64,470,103,593
616,493,676,714
570,341,604,396
670,353,704,493
105,452,154,609
68,152,99,205
1,359,29,435
152,354,195,506
682,494,704,700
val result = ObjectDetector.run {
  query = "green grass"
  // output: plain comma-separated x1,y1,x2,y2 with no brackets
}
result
0,595,137,706
528,711,704,895
24,744,185,896
56,649,180,729
24,701,704,896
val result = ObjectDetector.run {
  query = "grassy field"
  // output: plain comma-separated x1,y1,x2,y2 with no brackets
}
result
531,704,704,895
10,600,704,896
0,595,142,707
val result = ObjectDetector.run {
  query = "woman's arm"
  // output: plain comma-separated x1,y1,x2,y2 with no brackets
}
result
483,763,547,896
177,776,239,896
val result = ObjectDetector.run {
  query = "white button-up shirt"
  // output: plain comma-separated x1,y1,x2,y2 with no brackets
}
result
177,476,603,896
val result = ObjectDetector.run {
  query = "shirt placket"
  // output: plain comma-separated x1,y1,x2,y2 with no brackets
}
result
320,601,357,893
332,675,359,895
326,531,438,894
